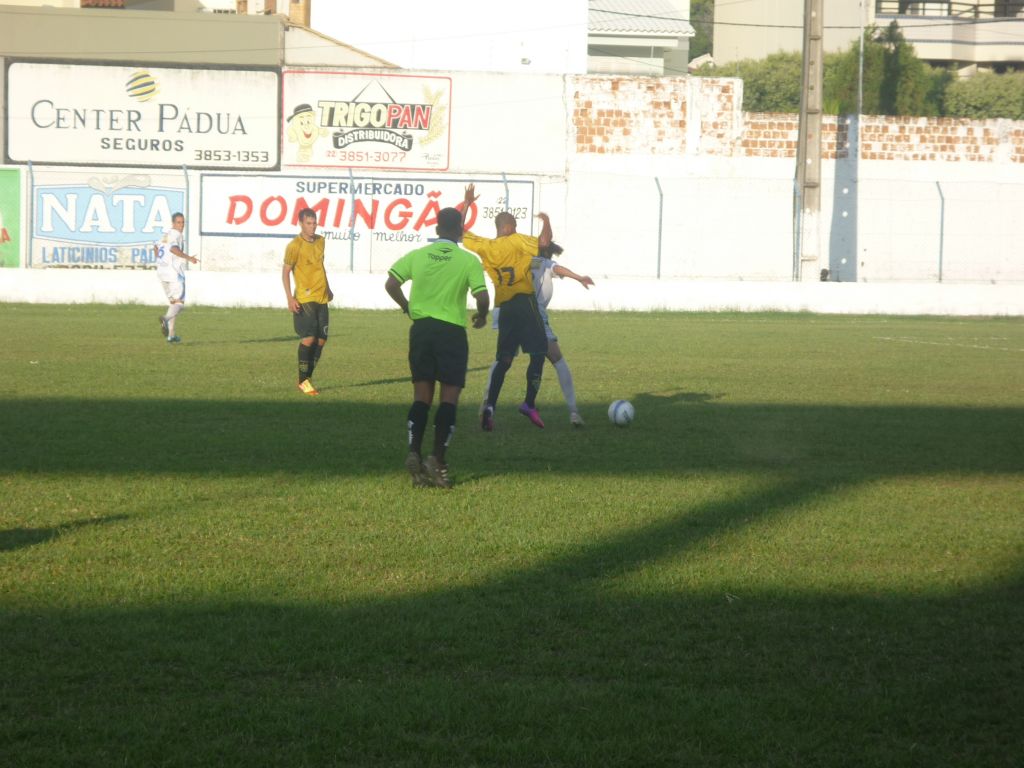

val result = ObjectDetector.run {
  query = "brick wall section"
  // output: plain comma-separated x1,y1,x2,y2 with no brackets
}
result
741,114,850,160
858,116,1022,162
571,76,689,155
740,114,801,159
571,76,1024,163
693,79,740,156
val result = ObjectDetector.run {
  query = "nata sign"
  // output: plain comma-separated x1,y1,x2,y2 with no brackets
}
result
30,170,186,269
5,61,280,170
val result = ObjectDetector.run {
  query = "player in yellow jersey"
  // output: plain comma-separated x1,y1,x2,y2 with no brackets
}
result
460,183,552,431
282,208,334,396
480,241,595,427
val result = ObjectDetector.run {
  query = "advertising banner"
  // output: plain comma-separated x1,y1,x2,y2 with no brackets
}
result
282,70,451,172
30,169,186,268
5,61,279,170
0,169,20,268
200,173,534,271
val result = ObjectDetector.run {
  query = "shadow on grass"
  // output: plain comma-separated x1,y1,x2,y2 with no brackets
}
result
179,336,298,347
0,396,1020,479
1,477,1020,766
633,390,726,406
0,514,129,553
236,336,297,344
348,363,493,389
1,396,1022,765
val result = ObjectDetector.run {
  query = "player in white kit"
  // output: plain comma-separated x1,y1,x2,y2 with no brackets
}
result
155,213,198,343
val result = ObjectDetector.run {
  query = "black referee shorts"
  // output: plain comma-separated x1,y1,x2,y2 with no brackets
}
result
409,317,470,388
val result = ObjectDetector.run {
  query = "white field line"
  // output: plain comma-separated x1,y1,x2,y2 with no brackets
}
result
874,336,1024,352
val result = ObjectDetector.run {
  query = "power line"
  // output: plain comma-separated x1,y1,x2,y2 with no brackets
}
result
1,5,1022,59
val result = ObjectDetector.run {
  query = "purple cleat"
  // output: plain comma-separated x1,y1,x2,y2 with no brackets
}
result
518,402,545,429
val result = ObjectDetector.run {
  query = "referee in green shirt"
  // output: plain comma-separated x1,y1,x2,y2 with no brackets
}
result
385,207,490,489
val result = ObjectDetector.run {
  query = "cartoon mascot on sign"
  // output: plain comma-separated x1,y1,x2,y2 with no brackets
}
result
287,103,326,163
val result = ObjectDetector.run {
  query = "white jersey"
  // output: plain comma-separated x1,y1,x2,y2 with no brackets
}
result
532,257,556,309
155,228,186,281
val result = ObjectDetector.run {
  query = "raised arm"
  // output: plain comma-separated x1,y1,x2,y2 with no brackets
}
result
462,184,479,228
535,212,552,248
552,263,595,289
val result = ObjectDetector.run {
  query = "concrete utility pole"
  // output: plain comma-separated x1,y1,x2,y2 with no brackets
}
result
794,0,823,280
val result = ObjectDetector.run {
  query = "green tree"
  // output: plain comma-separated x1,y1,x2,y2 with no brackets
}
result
695,22,989,118
689,0,713,61
878,21,932,114
945,71,1024,119
709,51,803,112
824,23,947,116
823,32,884,115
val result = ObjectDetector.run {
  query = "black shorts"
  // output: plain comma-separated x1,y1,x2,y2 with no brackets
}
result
294,301,329,340
496,292,547,359
409,317,469,388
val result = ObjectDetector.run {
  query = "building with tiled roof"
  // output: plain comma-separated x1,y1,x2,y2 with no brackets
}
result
588,0,694,75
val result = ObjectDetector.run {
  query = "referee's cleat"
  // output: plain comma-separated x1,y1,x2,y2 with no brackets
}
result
423,455,452,489
297,379,319,396
570,411,585,428
167,335,182,344
518,402,545,429
405,452,429,488
159,316,169,338
481,405,495,432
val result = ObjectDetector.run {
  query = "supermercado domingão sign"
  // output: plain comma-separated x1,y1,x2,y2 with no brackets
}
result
199,173,535,272
4,61,280,170
200,174,534,240
282,70,451,172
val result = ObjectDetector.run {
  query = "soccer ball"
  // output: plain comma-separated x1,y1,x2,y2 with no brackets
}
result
608,399,635,427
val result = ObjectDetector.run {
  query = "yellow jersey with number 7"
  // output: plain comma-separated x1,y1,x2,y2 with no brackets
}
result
461,230,539,307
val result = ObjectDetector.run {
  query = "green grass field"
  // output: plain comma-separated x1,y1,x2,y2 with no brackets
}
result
1,303,1022,767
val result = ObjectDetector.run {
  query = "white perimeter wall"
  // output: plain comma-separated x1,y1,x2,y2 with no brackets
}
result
2,69,1023,316
3,269,1022,317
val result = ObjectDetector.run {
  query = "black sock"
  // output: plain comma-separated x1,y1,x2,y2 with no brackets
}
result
298,343,315,381
407,400,430,456
433,402,456,461
487,357,512,407
525,354,544,407
310,342,324,377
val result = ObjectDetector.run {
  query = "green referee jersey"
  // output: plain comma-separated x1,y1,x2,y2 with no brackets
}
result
388,239,487,327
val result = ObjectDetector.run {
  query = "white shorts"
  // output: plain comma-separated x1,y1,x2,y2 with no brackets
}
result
538,304,557,342
160,274,186,302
